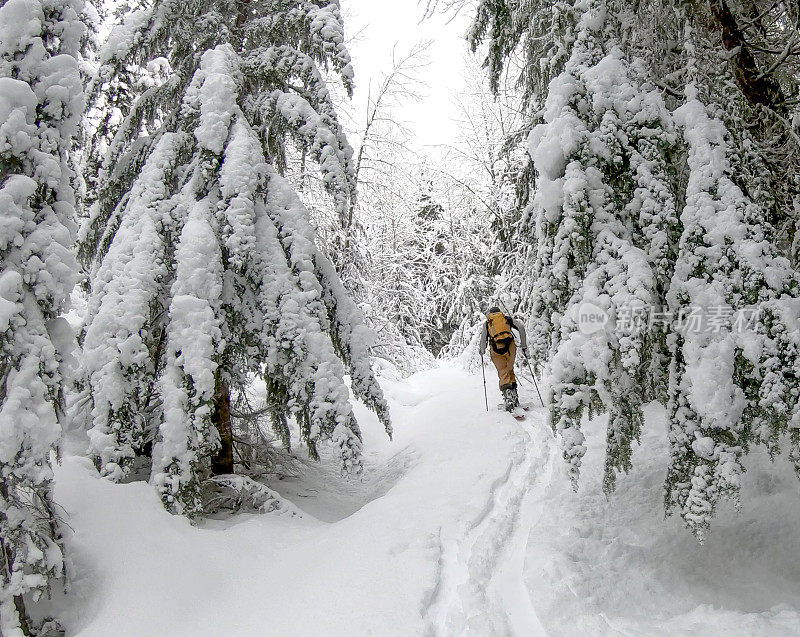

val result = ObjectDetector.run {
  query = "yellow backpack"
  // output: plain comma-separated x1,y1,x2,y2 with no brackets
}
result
487,312,514,353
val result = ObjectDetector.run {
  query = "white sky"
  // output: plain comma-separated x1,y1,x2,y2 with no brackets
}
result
340,0,475,150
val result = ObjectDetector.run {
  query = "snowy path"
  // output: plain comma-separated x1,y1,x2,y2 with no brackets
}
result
424,408,556,635
52,363,800,636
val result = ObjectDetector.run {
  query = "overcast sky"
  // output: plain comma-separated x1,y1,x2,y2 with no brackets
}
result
340,0,476,150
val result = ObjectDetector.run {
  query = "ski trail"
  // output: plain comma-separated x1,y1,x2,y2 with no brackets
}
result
492,420,556,637
423,411,559,636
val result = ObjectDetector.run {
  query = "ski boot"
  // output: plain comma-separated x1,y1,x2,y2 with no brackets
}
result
502,384,525,420
501,385,519,412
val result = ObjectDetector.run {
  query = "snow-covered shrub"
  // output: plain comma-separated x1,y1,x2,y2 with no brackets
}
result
202,475,301,516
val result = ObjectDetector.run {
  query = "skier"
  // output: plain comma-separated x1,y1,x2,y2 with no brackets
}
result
478,306,528,415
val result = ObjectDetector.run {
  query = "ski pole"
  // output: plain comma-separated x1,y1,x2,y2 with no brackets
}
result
479,351,489,412
523,351,544,407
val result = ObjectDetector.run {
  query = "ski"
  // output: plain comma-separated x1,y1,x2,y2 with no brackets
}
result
496,403,527,420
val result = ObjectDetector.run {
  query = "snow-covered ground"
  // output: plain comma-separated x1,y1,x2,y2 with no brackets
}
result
51,363,800,636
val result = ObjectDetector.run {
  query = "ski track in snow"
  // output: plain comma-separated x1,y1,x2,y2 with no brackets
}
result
423,408,559,636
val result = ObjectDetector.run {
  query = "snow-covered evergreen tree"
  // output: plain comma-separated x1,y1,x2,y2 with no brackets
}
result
665,83,800,540
0,0,94,630
437,206,496,357
523,5,677,491
408,182,453,355
79,0,390,516
468,0,581,100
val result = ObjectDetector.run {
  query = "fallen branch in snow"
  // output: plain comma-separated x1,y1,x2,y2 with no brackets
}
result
202,475,302,517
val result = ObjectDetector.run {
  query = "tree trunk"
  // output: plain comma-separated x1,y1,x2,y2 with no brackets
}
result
707,0,787,113
210,377,233,475
1,483,32,636
13,594,31,636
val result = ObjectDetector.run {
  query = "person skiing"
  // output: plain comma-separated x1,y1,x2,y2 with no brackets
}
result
479,306,528,414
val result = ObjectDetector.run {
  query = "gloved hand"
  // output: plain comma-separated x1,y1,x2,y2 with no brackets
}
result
521,347,528,355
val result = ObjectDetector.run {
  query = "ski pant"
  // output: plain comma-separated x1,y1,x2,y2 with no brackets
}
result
490,340,517,390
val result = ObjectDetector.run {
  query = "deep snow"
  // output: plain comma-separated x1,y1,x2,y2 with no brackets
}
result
51,363,800,636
